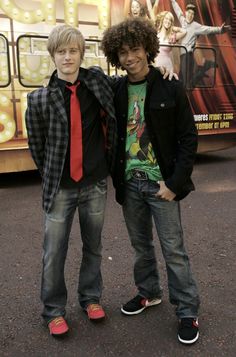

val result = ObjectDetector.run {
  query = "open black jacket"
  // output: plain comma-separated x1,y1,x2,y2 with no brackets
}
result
112,66,198,205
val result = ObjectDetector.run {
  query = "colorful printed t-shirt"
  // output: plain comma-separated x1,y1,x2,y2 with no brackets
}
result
125,80,163,181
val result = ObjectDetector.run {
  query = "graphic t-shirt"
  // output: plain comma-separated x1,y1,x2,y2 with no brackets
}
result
125,80,163,181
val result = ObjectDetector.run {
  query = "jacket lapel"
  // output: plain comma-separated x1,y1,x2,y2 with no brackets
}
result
49,87,68,125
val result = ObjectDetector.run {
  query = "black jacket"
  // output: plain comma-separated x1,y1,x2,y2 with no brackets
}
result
112,66,198,205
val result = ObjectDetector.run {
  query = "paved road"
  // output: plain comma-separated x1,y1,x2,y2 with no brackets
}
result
0,147,236,357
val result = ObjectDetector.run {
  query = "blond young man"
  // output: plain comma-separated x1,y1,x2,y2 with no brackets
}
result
25,25,117,336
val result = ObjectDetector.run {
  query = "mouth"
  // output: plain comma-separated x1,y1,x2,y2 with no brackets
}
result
126,62,138,70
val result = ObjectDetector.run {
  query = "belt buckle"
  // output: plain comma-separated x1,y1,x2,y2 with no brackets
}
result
132,169,148,180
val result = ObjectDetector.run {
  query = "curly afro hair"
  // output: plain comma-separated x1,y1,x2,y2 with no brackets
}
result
101,17,159,68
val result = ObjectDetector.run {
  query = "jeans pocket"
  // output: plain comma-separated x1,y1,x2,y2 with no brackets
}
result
149,181,160,198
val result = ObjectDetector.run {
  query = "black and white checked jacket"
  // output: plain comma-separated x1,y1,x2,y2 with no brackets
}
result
25,67,117,213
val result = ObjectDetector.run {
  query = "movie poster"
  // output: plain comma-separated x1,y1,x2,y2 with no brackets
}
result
0,0,236,172
111,0,236,140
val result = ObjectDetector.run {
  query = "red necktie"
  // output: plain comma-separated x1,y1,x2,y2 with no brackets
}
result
67,83,83,181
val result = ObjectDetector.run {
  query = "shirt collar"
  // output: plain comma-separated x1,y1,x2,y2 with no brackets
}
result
56,76,80,91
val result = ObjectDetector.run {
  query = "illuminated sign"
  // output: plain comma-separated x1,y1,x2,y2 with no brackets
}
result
0,0,109,28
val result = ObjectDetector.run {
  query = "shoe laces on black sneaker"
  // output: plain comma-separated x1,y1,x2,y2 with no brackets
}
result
181,318,195,328
125,295,144,307
178,318,199,344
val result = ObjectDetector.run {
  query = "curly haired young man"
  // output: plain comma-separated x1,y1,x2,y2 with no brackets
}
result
102,17,200,345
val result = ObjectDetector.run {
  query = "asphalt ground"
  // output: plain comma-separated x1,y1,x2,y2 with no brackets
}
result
0,147,236,357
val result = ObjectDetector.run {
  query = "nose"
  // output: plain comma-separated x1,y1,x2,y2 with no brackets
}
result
126,50,134,62
64,51,71,60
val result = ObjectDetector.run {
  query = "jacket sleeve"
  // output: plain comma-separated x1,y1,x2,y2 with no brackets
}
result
171,0,186,27
25,91,46,176
165,82,198,195
194,22,222,36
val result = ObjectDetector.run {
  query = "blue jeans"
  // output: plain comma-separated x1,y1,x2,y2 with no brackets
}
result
122,178,200,318
41,179,107,323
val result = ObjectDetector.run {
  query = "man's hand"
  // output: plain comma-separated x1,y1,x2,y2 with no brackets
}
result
158,66,179,81
156,181,176,201
220,22,231,33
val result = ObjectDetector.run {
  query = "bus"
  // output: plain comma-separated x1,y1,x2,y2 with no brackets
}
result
0,0,236,173
0,0,113,173
159,0,236,154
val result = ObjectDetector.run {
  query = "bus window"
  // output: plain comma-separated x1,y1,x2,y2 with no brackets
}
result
16,35,54,88
170,44,184,78
83,40,110,74
192,47,217,88
17,36,110,87
0,34,11,88
153,44,188,87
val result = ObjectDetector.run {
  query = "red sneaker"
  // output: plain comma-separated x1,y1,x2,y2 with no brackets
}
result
48,316,69,336
86,304,105,320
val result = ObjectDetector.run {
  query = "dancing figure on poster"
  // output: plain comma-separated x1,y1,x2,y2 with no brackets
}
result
146,1,186,71
171,0,231,85
125,0,149,18
154,11,186,71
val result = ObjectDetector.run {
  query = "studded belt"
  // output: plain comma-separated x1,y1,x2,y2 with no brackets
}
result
131,169,148,180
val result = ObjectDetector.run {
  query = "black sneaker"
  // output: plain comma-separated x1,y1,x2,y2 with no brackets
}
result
178,318,199,344
121,295,162,315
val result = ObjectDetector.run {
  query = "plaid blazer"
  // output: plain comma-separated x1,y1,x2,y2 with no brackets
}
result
25,67,117,213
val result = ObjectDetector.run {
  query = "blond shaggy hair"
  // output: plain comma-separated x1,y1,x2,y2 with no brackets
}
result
47,25,85,60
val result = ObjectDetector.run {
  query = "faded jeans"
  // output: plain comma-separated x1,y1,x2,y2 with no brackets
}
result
122,178,200,318
41,179,107,323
